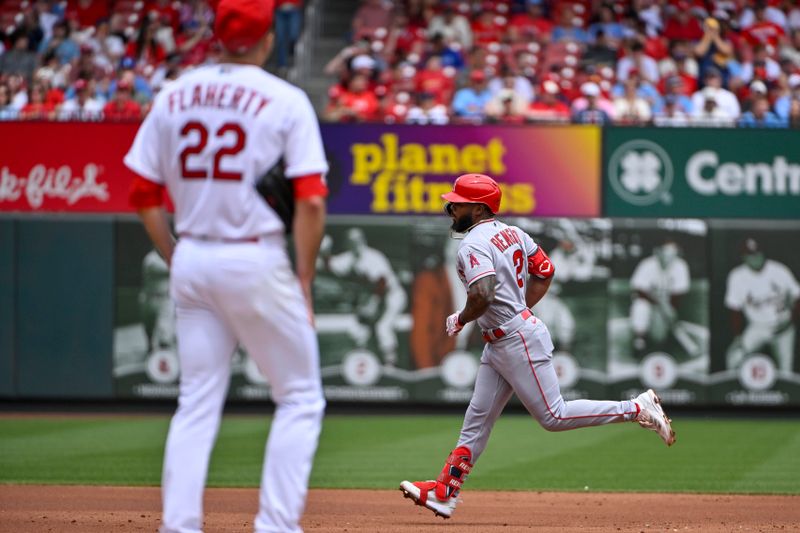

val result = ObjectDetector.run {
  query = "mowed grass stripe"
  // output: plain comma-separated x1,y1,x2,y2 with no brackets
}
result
0,416,798,494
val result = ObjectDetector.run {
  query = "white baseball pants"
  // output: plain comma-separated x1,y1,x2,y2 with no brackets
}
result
161,236,325,533
458,314,638,462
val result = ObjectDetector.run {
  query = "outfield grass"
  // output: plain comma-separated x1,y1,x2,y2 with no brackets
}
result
0,415,798,494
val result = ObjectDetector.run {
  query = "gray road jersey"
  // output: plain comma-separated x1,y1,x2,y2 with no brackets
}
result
456,219,539,330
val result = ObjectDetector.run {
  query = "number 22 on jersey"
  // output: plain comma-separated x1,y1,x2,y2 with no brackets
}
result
179,121,246,181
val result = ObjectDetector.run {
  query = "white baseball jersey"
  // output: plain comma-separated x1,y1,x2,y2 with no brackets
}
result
329,247,403,295
456,219,538,330
124,64,328,239
725,260,800,327
631,255,690,299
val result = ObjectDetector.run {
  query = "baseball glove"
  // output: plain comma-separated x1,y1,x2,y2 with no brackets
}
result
255,159,294,234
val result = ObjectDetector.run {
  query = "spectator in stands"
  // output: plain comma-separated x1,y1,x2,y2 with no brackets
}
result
174,17,213,66
147,0,180,33
471,9,504,46
661,75,693,114
617,40,660,85
425,32,465,70
126,14,167,69
527,79,570,123
663,2,703,42
614,76,652,124
102,79,141,120
415,56,456,105
452,69,492,122
353,0,392,41
551,8,591,44
485,81,529,124
66,0,110,29
35,0,61,44
636,0,664,38
691,86,736,126
509,0,553,41
20,81,55,120
21,6,46,53
739,94,784,127
589,4,627,45
654,94,690,126
774,74,800,120
324,73,379,122
324,37,377,78
406,91,449,124
741,1,785,48
693,16,734,83
780,29,800,68
572,81,612,124
7,74,29,110
691,66,740,118
0,83,17,120
661,40,699,82
488,68,534,106
787,98,800,128
736,44,782,85
0,33,38,82
427,3,472,51
59,78,103,120
274,0,304,73
38,20,79,66
384,9,424,60
583,30,617,67
108,58,154,103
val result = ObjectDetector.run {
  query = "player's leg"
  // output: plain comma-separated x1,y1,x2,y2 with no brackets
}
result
500,321,673,445
161,253,238,533
212,244,324,533
630,297,652,353
400,356,513,518
772,326,795,373
375,288,407,366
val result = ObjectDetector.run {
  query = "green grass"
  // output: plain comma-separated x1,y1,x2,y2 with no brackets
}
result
1,415,798,494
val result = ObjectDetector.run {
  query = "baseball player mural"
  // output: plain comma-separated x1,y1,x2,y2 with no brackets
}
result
124,0,329,531
725,238,800,374
399,174,676,520
629,238,691,357
319,227,407,366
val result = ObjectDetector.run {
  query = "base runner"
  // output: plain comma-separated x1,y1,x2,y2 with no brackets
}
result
400,174,675,519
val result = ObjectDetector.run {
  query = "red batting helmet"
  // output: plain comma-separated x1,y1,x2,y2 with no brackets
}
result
441,174,502,214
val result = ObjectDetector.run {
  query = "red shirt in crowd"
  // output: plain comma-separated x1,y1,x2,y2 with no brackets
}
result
146,1,180,32
508,12,554,39
663,17,704,41
742,21,785,47
528,100,571,121
20,102,55,120
415,70,454,105
103,100,142,120
471,17,504,45
66,0,109,28
338,90,380,121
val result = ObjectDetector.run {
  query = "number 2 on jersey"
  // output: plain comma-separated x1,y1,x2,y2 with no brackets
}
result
179,121,246,180
512,248,524,288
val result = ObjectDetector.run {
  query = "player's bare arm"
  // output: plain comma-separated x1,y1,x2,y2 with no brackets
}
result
526,275,552,308
294,195,326,310
459,275,497,324
137,207,176,267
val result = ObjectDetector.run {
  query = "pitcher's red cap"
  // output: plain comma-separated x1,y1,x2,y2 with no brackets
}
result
214,0,274,53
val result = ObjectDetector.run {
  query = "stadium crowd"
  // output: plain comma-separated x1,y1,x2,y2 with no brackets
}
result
1,0,800,127
325,0,800,127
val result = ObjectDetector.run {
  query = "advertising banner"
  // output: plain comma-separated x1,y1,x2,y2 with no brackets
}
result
708,220,800,406
604,128,800,219
0,122,140,212
2,123,601,217
606,219,710,405
322,124,601,217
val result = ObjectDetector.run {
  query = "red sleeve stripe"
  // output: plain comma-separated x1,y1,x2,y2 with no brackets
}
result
292,173,328,199
467,270,496,285
129,174,165,209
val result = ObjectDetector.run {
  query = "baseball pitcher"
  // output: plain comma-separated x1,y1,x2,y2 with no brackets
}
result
125,1,328,531
400,174,675,519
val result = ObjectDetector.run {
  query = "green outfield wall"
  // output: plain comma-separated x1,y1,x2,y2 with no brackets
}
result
1,124,798,407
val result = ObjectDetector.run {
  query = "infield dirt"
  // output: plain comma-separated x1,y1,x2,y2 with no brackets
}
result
1,485,799,532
